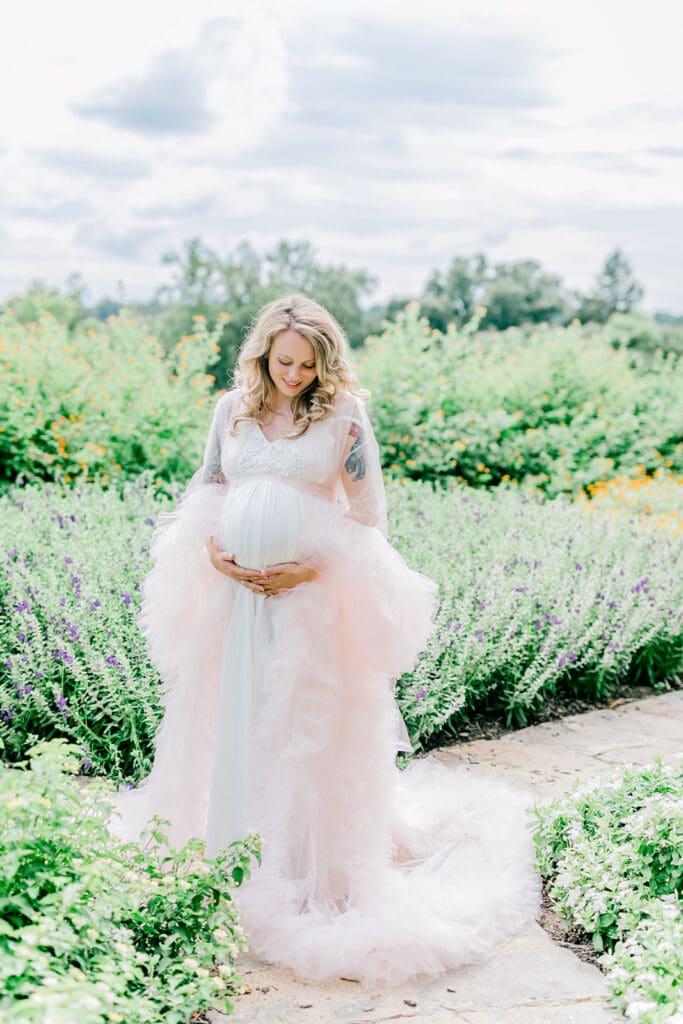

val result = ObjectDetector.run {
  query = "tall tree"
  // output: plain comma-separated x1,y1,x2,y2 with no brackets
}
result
419,253,488,330
575,248,645,323
153,237,377,388
480,259,569,330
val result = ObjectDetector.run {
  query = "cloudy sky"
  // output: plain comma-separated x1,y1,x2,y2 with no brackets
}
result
1,0,682,312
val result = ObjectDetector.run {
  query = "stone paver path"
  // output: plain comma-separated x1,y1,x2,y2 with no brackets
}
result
212,690,683,1023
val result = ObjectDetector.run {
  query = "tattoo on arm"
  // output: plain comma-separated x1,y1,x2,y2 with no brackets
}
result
344,425,366,482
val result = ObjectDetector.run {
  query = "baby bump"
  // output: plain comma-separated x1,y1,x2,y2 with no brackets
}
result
220,479,307,570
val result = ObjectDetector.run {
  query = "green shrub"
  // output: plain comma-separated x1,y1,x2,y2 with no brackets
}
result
0,309,223,494
0,736,261,1023
533,756,683,1023
359,304,683,497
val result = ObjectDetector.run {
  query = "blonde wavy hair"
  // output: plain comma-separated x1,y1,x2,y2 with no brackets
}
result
229,293,368,439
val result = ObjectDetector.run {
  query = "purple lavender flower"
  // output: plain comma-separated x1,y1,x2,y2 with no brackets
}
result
34,670,43,679
91,599,101,609
82,758,92,769
121,593,132,606
16,600,29,613
51,649,73,664
8,548,18,559
56,695,70,714
415,687,427,699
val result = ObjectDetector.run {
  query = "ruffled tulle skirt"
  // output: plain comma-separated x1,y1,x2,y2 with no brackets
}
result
107,475,541,989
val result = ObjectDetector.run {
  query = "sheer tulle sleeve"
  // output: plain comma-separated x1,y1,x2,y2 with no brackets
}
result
334,392,388,538
137,391,235,694
108,393,237,845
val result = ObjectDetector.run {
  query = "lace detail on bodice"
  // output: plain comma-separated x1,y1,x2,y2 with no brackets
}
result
238,423,306,480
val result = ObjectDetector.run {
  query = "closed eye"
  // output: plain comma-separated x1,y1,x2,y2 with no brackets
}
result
279,358,316,369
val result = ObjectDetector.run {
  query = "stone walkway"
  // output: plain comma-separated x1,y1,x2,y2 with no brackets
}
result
212,690,683,1024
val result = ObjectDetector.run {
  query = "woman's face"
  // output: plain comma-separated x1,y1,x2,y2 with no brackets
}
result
267,329,318,401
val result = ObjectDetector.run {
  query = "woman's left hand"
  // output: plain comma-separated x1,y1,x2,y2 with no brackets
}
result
260,560,318,597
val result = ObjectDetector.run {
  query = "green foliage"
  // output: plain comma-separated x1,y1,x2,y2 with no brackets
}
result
575,247,645,324
533,756,683,1023
419,252,488,331
2,275,88,332
604,311,683,359
154,236,378,385
419,253,570,331
0,307,222,492
0,736,261,1023
358,303,683,496
479,259,569,330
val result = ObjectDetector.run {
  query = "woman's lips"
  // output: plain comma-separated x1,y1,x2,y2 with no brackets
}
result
283,380,301,388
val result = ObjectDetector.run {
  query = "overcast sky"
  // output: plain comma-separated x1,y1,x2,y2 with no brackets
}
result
1,0,681,312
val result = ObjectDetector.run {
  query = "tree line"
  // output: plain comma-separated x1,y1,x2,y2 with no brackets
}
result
3,239,654,375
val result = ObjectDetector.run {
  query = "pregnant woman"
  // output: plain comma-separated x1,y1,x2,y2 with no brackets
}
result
108,293,540,988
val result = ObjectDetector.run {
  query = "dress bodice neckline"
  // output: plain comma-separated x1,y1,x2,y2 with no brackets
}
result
255,422,296,445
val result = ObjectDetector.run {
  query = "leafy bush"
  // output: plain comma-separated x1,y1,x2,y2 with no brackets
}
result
0,308,224,493
2,475,680,776
605,311,683,359
0,736,261,1023
359,304,683,497
533,756,683,1023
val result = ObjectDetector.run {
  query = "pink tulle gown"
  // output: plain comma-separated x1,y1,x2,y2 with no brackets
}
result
107,387,541,989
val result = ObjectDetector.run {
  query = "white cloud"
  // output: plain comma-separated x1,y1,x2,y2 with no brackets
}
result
1,0,682,312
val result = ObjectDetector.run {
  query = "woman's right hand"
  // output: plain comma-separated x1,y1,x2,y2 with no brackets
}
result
208,535,267,594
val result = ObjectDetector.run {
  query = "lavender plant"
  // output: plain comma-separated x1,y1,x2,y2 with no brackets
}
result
0,474,170,779
1,474,680,776
388,480,682,745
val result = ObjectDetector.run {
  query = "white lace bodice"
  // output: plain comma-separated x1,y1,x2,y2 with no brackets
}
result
237,423,306,479
196,387,389,537
221,418,337,487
